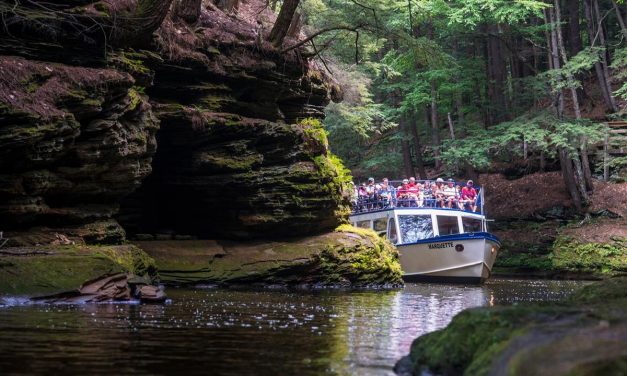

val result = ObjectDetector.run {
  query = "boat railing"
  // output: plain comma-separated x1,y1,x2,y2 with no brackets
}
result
351,179,483,215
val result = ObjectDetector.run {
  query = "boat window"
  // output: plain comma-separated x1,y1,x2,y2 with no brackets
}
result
462,217,482,233
356,220,371,229
373,218,387,232
436,215,460,235
398,215,434,243
388,218,398,244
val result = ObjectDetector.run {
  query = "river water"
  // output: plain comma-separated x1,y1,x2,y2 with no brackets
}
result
0,279,584,375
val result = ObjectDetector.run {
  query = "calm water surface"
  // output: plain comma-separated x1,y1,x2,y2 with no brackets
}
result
0,279,585,375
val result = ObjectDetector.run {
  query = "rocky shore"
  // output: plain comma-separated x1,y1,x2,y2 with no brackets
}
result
483,172,626,279
395,276,627,376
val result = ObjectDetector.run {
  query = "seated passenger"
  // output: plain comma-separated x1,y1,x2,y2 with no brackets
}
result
381,178,395,207
433,178,446,207
365,177,376,209
396,179,411,207
357,183,369,212
407,178,422,207
460,180,478,212
422,181,434,207
443,179,457,209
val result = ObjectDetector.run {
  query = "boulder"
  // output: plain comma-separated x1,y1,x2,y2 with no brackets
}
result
136,225,403,288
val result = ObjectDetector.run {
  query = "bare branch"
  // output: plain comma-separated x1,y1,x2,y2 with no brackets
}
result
281,24,364,53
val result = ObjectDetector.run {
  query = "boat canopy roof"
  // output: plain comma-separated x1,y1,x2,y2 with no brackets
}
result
352,178,485,216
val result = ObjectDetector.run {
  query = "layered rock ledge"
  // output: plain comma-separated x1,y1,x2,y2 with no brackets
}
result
135,225,403,288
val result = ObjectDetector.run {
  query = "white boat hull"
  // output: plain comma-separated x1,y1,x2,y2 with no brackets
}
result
399,236,499,284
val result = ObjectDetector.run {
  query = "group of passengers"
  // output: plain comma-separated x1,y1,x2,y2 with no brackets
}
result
352,177,478,212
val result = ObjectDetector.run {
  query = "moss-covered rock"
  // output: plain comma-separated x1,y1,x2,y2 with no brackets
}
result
398,277,627,376
135,225,402,287
0,245,157,296
493,218,626,278
551,236,626,276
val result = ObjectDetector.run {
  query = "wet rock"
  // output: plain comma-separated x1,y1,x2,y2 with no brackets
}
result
0,244,158,296
137,285,167,303
397,277,627,376
33,273,166,304
136,225,403,287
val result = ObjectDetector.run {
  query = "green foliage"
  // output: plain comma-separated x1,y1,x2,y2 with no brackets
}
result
611,47,627,101
544,47,602,92
440,111,605,169
299,0,623,178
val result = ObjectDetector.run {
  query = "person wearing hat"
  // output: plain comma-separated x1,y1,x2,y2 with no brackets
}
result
443,179,458,208
434,178,446,207
461,180,478,212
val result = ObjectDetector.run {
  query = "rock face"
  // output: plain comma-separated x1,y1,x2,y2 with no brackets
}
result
116,8,349,239
396,277,627,376
0,0,349,243
0,56,158,241
135,225,403,287
0,244,158,296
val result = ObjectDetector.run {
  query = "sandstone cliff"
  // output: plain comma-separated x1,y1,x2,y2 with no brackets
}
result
0,0,402,290
0,0,347,243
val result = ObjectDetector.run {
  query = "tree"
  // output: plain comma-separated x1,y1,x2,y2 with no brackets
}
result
112,0,175,47
268,0,301,47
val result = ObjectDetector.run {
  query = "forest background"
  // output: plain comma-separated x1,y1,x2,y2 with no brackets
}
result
267,0,626,211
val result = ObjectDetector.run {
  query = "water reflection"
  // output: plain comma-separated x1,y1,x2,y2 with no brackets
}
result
0,279,585,375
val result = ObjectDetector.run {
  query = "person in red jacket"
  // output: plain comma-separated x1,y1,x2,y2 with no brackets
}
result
460,180,478,212
407,177,421,207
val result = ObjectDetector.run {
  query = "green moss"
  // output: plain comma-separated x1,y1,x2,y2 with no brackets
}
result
406,277,627,375
551,236,627,275
108,50,152,76
127,87,142,111
409,305,571,376
200,153,262,172
319,224,403,284
0,245,158,296
96,245,158,281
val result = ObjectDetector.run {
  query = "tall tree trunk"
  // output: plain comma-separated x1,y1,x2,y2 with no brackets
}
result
175,0,201,23
486,24,509,124
430,82,442,170
548,8,586,210
410,114,427,179
559,149,583,211
612,0,627,37
286,11,302,38
399,117,414,178
547,8,564,118
268,0,300,47
112,0,175,47
584,0,618,112
567,0,583,55
554,0,582,119
593,0,617,111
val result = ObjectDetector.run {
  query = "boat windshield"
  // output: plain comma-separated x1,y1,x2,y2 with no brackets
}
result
398,215,434,244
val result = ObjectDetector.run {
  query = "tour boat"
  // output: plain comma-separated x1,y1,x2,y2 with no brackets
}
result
350,181,499,283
